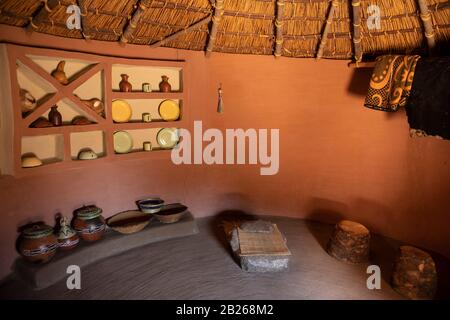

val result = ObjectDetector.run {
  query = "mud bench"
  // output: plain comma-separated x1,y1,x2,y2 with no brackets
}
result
14,212,199,289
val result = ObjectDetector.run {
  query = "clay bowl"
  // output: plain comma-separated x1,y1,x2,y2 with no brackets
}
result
137,198,164,214
106,210,152,234
153,203,187,224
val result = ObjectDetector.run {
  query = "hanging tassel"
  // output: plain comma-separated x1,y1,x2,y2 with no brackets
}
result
217,83,224,113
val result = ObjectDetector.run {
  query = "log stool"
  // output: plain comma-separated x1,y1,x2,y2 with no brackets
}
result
327,220,370,263
391,246,437,300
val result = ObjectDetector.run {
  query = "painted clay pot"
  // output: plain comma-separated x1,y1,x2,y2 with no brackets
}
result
48,106,62,126
159,75,171,92
57,217,79,251
51,61,69,85
119,74,132,92
72,205,106,242
18,224,59,264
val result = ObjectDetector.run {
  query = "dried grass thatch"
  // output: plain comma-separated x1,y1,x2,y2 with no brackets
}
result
0,0,448,59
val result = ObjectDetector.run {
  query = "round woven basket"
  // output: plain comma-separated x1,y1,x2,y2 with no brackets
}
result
107,210,151,234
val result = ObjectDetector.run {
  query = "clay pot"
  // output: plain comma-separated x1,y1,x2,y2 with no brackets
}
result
57,217,79,251
20,89,37,114
82,98,104,117
72,205,106,242
30,117,53,128
119,74,132,92
71,116,92,125
18,224,59,264
51,61,69,85
49,106,62,126
159,75,171,92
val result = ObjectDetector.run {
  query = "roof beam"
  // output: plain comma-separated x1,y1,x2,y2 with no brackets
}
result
274,0,285,58
150,15,212,48
417,0,436,55
206,0,224,57
120,0,152,44
351,0,362,63
316,0,339,59
27,0,61,32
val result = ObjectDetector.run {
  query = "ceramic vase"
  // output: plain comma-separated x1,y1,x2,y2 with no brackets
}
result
119,74,132,92
57,217,79,251
159,75,171,92
49,106,62,126
51,61,69,85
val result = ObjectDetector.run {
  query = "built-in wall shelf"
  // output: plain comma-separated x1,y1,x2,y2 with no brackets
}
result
111,92,184,100
2,44,188,176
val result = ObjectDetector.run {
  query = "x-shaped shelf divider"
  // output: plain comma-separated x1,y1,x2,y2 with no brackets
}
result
17,54,107,129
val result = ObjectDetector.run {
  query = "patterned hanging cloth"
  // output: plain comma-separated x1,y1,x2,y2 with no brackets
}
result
364,55,421,112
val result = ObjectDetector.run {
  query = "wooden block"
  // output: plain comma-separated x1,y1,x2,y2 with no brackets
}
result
391,245,437,300
14,212,199,289
327,220,370,264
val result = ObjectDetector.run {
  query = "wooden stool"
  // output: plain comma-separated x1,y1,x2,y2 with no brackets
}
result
327,220,370,263
391,246,437,300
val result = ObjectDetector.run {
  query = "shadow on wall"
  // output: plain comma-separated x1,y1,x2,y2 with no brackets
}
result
303,197,347,252
347,67,372,96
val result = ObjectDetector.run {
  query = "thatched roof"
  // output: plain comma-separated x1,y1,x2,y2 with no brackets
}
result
0,0,449,60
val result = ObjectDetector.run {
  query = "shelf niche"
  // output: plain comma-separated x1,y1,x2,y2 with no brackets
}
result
21,134,64,167
70,131,106,160
112,64,183,93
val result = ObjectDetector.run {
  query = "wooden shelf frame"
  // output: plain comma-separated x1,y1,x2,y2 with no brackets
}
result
5,44,188,177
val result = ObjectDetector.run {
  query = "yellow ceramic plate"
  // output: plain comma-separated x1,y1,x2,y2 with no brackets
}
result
157,128,179,149
158,100,180,121
113,131,133,154
112,99,132,123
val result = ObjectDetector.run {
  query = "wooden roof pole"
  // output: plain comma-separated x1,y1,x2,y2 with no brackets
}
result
274,0,285,58
351,0,362,64
417,0,436,55
150,15,212,48
77,0,91,40
120,0,152,44
206,0,224,57
316,0,339,59
27,0,61,32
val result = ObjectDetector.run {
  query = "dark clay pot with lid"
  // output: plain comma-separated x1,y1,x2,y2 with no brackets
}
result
72,205,106,242
18,224,59,264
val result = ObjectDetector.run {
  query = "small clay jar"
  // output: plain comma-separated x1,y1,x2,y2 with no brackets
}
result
18,224,59,264
119,74,132,92
159,75,171,92
49,106,62,126
57,217,79,251
72,205,106,242
51,61,69,85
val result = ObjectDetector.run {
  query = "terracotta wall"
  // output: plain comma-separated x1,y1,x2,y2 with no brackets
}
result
1,26,449,280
